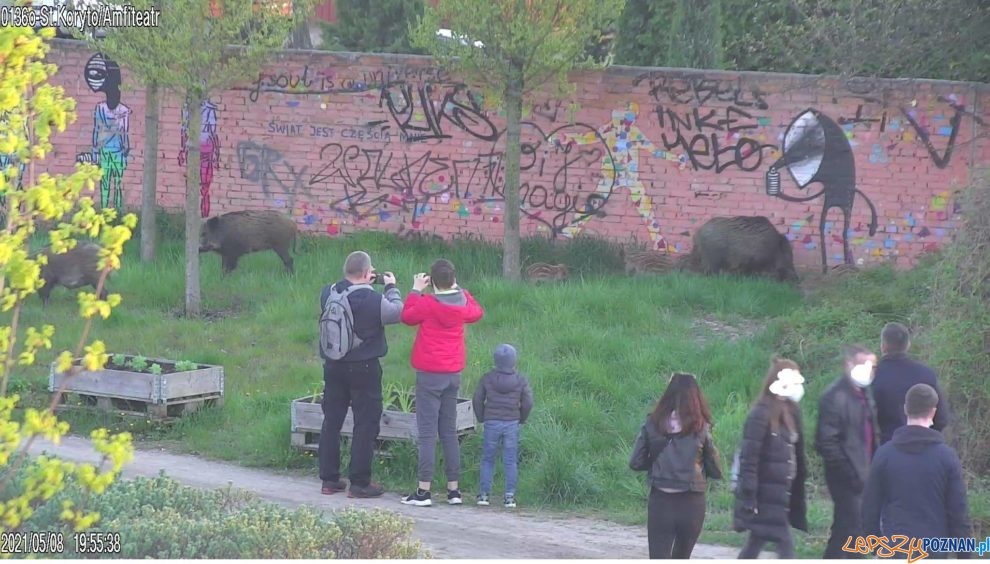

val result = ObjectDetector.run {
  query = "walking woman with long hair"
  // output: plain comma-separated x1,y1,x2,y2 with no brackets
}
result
733,355,809,558
629,372,723,559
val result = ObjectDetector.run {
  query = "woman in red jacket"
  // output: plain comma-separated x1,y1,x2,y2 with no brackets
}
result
400,259,484,507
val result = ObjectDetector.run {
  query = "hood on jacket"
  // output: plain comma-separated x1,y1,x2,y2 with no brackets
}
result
890,424,944,455
491,371,522,394
493,344,516,373
422,289,469,327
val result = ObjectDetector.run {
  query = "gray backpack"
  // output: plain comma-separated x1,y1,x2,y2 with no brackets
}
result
319,284,372,361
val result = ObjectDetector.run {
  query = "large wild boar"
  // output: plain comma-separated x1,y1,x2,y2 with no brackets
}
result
199,210,297,275
682,216,799,283
38,242,109,307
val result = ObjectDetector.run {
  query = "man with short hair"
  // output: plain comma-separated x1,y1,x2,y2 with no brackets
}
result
862,384,972,558
400,258,484,507
873,322,950,445
816,345,880,559
318,251,403,498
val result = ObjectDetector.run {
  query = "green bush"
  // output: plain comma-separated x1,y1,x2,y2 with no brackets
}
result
927,171,990,476
24,475,426,559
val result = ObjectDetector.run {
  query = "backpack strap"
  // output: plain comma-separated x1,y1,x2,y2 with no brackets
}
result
323,283,374,312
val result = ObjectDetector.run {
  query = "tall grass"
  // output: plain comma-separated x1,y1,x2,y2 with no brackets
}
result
17,211,987,555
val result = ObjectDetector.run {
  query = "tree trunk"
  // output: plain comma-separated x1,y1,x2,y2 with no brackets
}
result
140,80,160,263
501,67,524,281
184,91,204,318
289,20,313,49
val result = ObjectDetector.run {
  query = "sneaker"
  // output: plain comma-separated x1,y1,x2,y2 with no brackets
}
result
447,489,463,505
401,489,432,507
476,493,490,506
504,494,517,508
321,480,347,495
348,482,385,498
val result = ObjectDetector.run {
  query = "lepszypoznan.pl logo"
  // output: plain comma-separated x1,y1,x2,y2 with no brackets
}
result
843,535,990,562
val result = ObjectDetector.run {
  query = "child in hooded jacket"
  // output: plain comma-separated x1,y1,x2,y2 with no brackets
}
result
472,344,534,508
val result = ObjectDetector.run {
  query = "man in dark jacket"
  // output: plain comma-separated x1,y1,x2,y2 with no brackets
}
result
862,384,972,558
816,345,880,559
318,251,403,498
873,322,950,444
473,344,534,508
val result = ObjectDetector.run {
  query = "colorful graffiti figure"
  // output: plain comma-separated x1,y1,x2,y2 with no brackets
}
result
179,100,221,217
0,111,28,222
765,108,878,272
557,102,669,251
78,53,131,211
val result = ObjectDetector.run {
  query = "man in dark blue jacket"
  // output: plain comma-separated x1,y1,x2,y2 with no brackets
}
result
318,251,403,498
872,323,950,444
862,384,972,558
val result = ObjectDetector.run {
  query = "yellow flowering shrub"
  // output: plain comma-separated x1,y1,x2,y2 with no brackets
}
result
0,25,134,542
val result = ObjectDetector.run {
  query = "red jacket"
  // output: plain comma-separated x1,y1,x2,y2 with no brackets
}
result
401,289,484,373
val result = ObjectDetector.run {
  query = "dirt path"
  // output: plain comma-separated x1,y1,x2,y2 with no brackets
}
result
26,436,745,559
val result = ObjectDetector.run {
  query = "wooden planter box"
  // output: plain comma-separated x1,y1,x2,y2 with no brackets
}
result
50,355,225,421
290,393,476,451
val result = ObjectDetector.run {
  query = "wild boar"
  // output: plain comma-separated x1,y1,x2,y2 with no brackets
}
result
620,248,673,276
524,262,569,283
38,242,108,306
199,210,297,274
683,216,799,283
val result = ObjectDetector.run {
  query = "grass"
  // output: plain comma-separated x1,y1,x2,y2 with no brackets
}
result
14,212,988,558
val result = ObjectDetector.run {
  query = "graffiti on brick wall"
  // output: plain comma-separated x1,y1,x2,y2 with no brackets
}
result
232,120,615,237
555,102,668,250
371,81,499,143
766,108,879,272
179,100,221,217
298,120,615,235
632,73,770,110
76,53,130,211
836,92,987,169
117,54,983,268
239,65,450,103
235,140,313,213
632,72,779,174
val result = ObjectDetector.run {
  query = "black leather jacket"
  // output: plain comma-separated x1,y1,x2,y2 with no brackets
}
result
629,417,723,492
815,375,880,490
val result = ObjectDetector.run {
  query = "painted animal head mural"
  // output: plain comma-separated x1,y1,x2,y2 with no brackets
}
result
766,108,879,273
84,53,122,108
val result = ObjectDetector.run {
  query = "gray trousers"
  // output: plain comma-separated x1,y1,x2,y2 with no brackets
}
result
415,372,461,483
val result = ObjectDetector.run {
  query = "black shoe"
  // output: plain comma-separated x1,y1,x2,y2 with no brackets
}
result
321,479,347,495
401,489,432,507
447,489,463,505
348,482,385,498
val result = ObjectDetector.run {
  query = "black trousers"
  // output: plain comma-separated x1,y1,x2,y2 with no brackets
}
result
824,472,865,559
318,358,383,487
739,532,795,559
647,488,706,559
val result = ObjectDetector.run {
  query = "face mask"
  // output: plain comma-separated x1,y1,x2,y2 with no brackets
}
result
785,384,805,403
850,361,874,388
769,368,805,403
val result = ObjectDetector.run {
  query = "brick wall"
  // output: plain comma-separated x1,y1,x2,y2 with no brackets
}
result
43,40,990,271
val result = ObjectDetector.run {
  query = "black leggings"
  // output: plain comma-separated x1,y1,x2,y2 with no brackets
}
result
647,488,706,559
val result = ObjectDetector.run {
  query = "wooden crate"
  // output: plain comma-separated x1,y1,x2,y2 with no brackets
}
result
50,356,224,421
290,393,476,451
